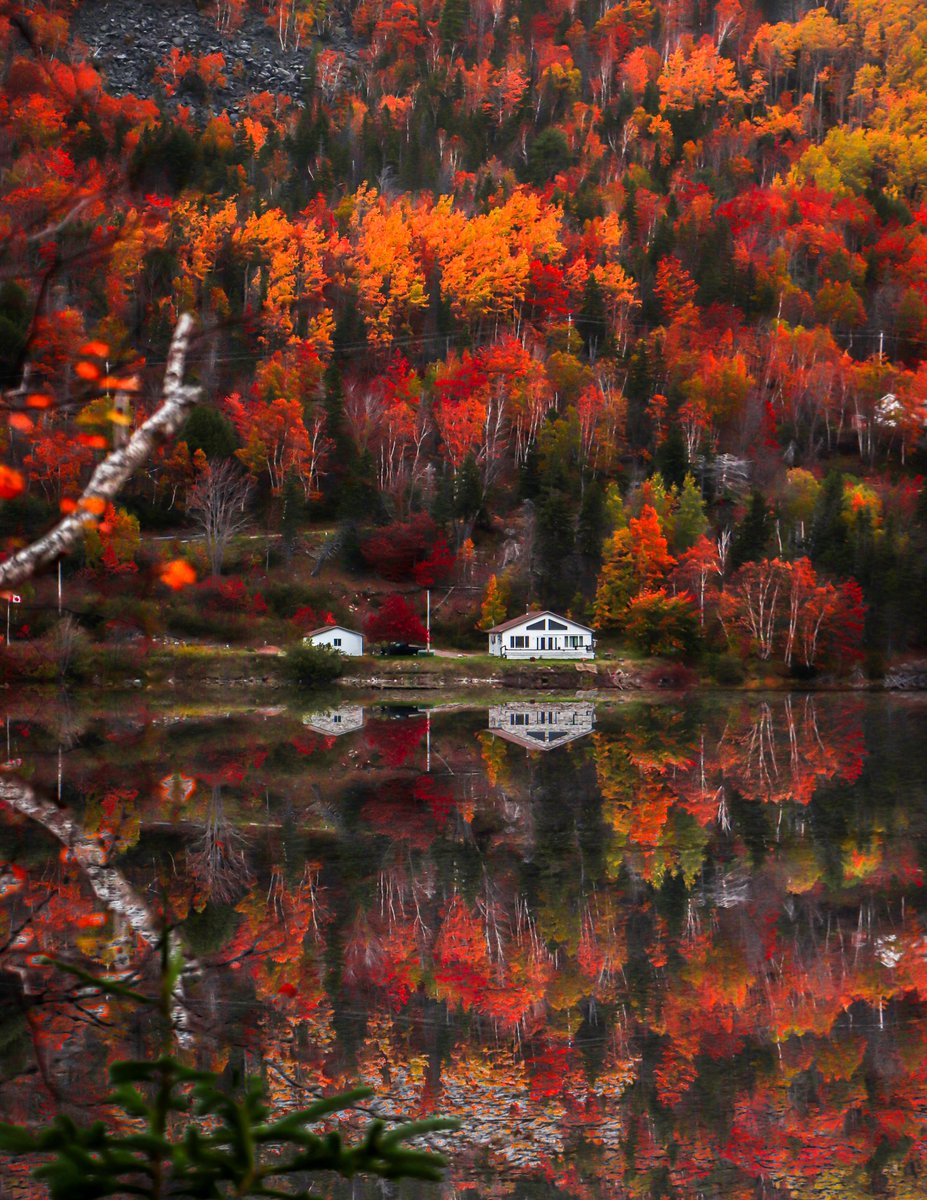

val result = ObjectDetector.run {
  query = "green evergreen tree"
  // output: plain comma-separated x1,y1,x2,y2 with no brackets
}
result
810,470,850,576
0,280,29,389
323,361,355,467
577,480,607,566
280,468,304,562
454,454,483,522
439,0,470,49
525,129,572,186
179,406,238,461
576,274,612,361
339,449,381,520
655,423,689,489
430,469,455,526
624,341,657,447
536,488,576,609
672,473,708,553
731,489,771,569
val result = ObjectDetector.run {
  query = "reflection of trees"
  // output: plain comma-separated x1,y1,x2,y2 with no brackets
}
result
6,698,927,1200
0,773,195,1060
718,694,865,806
0,775,164,955
187,786,253,904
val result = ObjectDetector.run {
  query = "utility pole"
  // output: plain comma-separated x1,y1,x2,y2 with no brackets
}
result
426,589,431,654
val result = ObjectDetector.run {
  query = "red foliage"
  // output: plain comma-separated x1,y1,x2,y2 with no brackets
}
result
412,775,454,826
363,716,427,766
361,513,442,581
197,576,268,615
412,532,455,587
292,605,336,628
364,595,427,644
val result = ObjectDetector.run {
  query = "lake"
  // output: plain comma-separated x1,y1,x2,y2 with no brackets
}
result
1,691,926,1198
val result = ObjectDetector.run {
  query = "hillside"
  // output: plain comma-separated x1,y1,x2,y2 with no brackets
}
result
1,0,927,674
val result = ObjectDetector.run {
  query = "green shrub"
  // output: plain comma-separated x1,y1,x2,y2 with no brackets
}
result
708,652,746,685
284,642,345,687
97,596,164,638
166,606,250,643
263,580,331,619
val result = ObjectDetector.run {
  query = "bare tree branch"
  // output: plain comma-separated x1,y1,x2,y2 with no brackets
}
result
0,771,196,1044
188,457,253,577
0,313,200,590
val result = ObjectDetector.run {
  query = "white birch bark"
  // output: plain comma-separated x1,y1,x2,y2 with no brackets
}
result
0,314,200,590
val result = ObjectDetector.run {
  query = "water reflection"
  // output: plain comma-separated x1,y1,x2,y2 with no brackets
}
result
488,701,596,750
302,705,366,736
1,695,927,1198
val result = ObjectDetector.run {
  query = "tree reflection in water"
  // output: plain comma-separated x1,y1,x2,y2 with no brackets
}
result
187,785,254,904
0,695,926,1198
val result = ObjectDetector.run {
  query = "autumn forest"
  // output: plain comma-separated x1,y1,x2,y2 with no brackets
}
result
0,0,926,662
4,0,927,1196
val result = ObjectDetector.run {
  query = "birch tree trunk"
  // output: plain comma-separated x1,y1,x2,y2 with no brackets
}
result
0,314,200,591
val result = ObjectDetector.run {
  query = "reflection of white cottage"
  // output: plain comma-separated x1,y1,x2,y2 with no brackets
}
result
489,702,596,751
304,625,365,656
487,611,596,659
303,706,366,736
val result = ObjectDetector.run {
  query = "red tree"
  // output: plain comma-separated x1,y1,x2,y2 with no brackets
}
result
364,595,427,644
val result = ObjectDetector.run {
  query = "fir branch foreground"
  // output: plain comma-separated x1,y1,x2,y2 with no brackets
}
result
0,943,458,1200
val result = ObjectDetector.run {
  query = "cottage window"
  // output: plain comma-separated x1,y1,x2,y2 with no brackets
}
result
333,637,342,647
548,619,567,631
511,635,528,648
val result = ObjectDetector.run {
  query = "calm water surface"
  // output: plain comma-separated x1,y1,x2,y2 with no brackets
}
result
1,692,927,1199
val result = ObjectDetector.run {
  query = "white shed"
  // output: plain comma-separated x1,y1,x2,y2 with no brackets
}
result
487,611,596,659
303,625,365,656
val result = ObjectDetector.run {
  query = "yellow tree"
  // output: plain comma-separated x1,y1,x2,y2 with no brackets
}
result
350,189,428,347
478,573,508,630
593,504,675,629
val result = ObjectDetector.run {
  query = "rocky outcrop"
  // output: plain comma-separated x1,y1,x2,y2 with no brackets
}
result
69,0,358,120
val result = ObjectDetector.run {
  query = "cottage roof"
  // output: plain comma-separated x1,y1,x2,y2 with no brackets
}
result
487,610,595,635
304,625,363,639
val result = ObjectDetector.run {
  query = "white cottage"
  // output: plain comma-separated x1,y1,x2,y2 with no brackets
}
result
489,702,596,751
303,625,365,656
487,611,596,659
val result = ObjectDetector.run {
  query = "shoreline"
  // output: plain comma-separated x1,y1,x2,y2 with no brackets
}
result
4,641,927,695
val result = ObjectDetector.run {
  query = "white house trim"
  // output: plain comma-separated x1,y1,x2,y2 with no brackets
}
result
487,611,596,659
303,625,365,656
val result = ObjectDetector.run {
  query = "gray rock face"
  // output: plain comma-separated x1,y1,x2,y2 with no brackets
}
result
68,0,360,120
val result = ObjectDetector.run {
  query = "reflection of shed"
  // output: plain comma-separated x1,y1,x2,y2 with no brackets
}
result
303,706,366,736
488,702,595,751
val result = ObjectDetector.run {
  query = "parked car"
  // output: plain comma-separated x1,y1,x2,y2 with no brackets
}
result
379,642,426,656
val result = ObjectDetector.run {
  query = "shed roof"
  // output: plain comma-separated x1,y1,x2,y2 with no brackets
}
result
304,625,364,639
